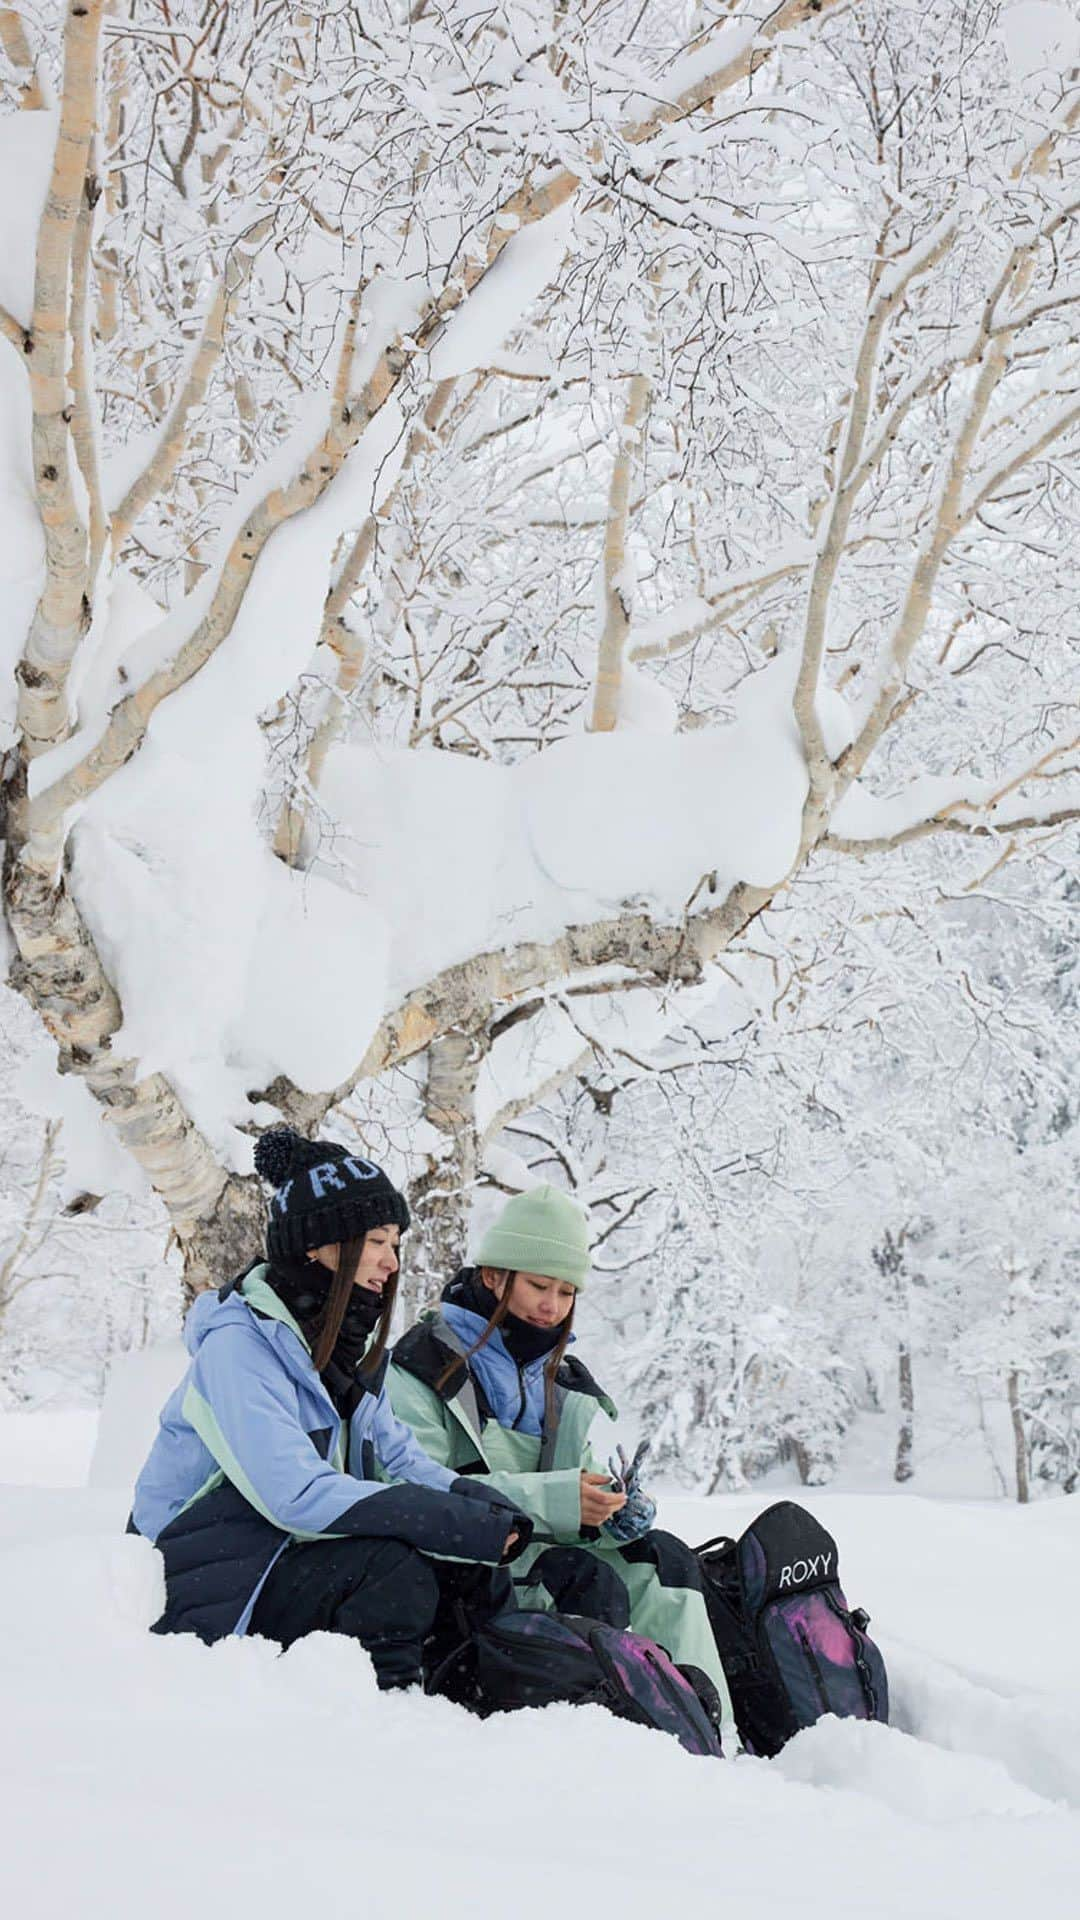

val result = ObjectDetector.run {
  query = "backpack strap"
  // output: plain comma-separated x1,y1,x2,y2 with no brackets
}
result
693,1534,759,1677
538,1376,569,1472
455,1374,486,1448
392,1316,493,1452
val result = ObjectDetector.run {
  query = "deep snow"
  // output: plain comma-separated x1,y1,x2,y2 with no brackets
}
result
1,1414,1077,1920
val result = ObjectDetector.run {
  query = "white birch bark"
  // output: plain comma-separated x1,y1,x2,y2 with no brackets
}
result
17,0,104,765
0,8,45,110
592,369,652,732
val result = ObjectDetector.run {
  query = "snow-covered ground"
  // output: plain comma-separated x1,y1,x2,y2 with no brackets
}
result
1,1410,1078,1919
0,1408,98,1487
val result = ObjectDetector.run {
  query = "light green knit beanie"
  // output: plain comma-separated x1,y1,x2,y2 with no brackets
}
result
474,1184,591,1290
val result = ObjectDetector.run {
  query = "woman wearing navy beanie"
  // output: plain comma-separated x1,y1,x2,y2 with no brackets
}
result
130,1128,529,1689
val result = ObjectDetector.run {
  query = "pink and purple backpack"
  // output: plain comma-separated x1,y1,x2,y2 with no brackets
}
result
428,1608,724,1758
696,1500,889,1757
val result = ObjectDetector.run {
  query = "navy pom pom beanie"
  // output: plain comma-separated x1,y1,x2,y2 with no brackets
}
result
254,1127,410,1262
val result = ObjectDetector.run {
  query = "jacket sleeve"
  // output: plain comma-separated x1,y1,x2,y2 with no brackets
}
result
467,1467,582,1542
184,1324,515,1563
387,1362,582,1541
367,1384,458,1493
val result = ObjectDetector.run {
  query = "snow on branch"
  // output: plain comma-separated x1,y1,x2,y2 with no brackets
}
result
827,734,1080,856
836,107,1080,799
628,0,852,138
792,212,959,820
68,131,105,590
824,802,1080,858
22,0,852,861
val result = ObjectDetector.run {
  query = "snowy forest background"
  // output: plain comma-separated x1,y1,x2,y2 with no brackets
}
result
0,0,1078,1506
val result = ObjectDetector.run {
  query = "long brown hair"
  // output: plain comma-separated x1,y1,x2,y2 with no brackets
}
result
311,1235,399,1377
436,1269,576,1434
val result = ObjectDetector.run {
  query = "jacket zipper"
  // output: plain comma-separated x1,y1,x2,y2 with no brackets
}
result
823,1591,880,1717
513,1361,528,1429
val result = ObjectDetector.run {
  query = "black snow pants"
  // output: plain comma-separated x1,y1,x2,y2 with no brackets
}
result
249,1536,509,1690
515,1544,631,1627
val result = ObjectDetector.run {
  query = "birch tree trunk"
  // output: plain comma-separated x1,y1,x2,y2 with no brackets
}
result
895,1343,915,1484
1008,1368,1030,1506
402,1029,484,1321
592,367,652,732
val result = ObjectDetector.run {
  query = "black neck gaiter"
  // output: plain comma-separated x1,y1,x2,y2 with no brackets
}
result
500,1311,564,1367
268,1257,385,1416
456,1267,565,1367
267,1254,330,1336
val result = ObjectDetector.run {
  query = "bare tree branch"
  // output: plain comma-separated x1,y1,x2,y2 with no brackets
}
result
0,304,30,352
110,277,230,548
0,7,46,110
825,804,1080,858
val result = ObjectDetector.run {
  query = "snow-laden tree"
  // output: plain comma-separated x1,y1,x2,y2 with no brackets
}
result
944,1128,1079,1501
622,1185,855,1492
0,981,176,1405
482,836,1077,1495
0,0,1078,1293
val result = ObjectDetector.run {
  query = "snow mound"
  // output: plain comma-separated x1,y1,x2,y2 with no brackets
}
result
774,1712,1051,1821
1,1482,1079,1919
0,1530,164,1652
0,1409,98,1489
891,1643,1080,1812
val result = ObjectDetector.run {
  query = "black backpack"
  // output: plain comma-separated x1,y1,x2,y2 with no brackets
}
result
428,1608,723,1758
696,1500,888,1758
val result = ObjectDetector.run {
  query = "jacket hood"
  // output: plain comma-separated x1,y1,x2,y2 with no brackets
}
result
184,1266,310,1372
183,1287,247,1357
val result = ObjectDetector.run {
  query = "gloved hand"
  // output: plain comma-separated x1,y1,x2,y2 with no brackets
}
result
601,1440,656,1545
602,1483,657,1545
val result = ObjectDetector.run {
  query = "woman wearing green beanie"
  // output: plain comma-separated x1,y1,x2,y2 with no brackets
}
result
388,1184,730,1727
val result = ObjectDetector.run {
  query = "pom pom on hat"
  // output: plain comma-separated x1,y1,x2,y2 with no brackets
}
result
254,1126,301,1189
